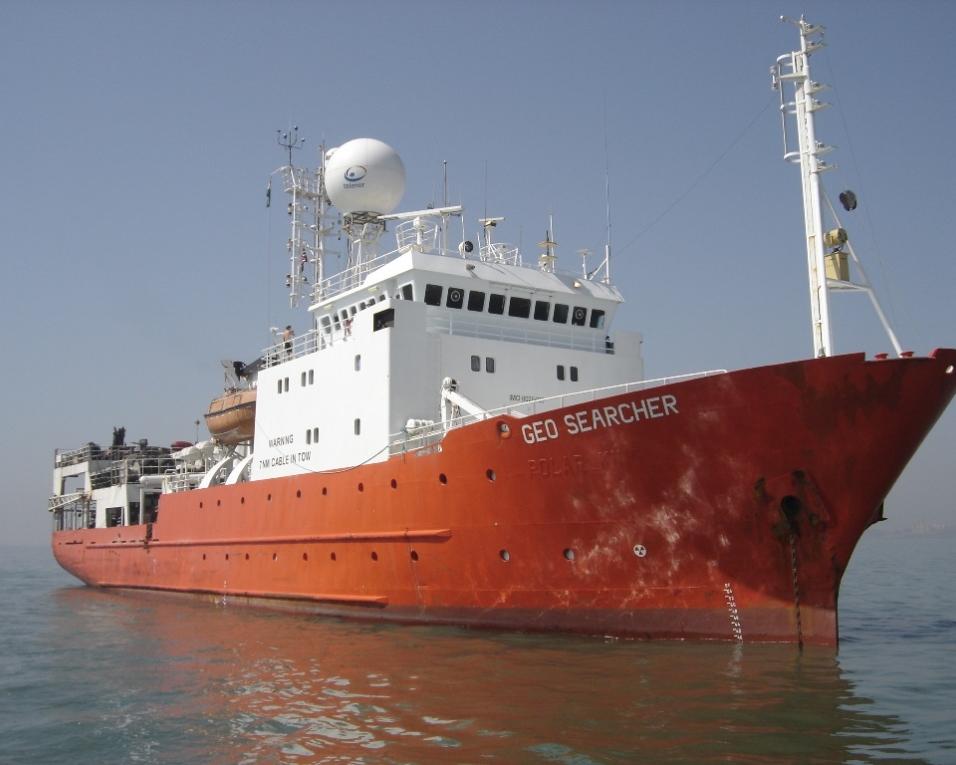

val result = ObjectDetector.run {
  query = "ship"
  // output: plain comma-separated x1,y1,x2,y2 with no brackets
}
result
49,19,956,646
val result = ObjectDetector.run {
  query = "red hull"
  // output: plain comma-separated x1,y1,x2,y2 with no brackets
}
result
53,350,956,645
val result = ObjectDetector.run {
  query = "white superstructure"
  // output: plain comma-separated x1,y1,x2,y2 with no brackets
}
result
251,201,644,479
245,137,647,479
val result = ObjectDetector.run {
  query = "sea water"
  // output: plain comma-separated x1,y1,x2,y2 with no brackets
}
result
1,531,954,765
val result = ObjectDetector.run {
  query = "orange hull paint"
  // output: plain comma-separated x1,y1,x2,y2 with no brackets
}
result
53,350,956,645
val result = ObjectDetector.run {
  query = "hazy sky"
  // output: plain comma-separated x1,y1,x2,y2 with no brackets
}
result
1,0,953,546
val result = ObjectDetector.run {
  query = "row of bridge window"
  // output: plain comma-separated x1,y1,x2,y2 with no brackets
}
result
420,283,605,329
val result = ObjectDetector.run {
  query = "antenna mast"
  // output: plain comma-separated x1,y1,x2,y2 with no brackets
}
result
603,106,612,285
773,17,903,358
773,17,833,358
273,127,329,308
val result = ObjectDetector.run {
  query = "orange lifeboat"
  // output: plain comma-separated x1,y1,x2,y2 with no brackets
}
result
204,388,256,445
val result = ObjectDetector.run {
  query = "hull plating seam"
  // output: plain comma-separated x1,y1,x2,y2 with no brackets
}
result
99,582,388,606
84,528,452,549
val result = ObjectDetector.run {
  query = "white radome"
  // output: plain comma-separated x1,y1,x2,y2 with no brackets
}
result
325,138,406,215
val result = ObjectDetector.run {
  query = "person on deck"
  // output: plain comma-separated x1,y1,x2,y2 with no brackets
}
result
283,325,294,357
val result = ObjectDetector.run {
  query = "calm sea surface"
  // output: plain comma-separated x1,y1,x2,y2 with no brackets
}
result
1,532,954,765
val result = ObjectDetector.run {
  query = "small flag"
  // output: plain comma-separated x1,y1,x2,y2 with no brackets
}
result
266,179,272,208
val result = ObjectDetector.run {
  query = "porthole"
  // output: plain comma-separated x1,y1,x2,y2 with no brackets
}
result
202,553,206,560
358,482,364,492
330,552,337,561
371,551,378,561
225,553,229,561
390,478,398,489
267,493,272,502
439,473,448,485
245,553,250,560
240,497,245,505
486,469,496,482
272,552,278,561
322,487,328,496
199,501,204,509
947,365,954,374
410,550,419,561
499,549,511,562
216,499,221,507
563,548,575,561
296,489,302,498
302,552,308,561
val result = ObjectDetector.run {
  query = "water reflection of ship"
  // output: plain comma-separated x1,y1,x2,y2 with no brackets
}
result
52,586,929,763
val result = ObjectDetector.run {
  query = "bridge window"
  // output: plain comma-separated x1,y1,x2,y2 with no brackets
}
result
400,283,414,300
570,366,579,382
590,309,606,329
468,290,486,311
553,304,569,324
313,427,319,443
373,308,395,330
508,297,531,318
424,284,443,306
488,293,505,315
534,300,550,321
571,306,587,326
557,365,565,381
301,372,307,387
308,370,314,384
446,287,464,309
471,355,481,372
486,357,496,373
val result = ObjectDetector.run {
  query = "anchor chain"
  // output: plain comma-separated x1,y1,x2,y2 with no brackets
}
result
788,532,804,649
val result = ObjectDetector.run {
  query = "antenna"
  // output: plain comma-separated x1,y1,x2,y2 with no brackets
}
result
773,17,902,358
272,127,327,308
538,214,557,273
442,160,448,253
603,96,612,284
276,126,305,167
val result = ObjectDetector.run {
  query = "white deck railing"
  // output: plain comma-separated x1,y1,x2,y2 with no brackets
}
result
388,369,727,455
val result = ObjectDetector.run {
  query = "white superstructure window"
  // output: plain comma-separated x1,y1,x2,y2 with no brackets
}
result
354,354,361,371
354,419,361,435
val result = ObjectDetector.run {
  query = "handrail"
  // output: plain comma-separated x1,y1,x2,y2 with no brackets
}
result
388,369,727,455
427,313,611,353
262,329,321,368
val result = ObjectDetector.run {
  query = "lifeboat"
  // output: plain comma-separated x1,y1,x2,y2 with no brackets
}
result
204,388,256,445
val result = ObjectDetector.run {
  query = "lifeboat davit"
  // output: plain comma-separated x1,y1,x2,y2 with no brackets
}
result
204,388,256,445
